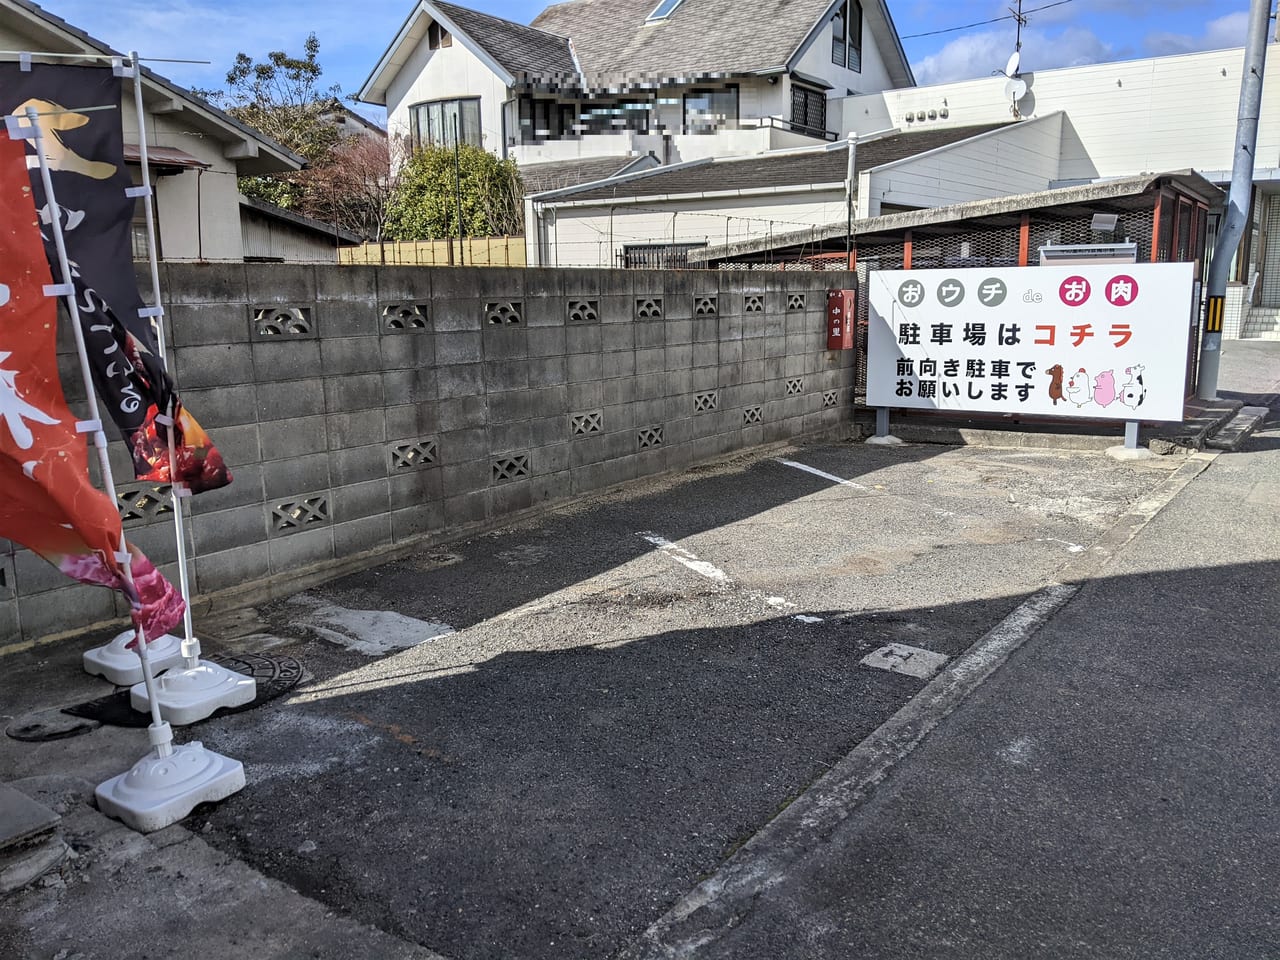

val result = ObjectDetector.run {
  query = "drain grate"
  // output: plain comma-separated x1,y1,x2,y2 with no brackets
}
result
5,654,306,739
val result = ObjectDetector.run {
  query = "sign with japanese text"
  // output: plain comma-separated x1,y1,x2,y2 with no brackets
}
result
866,264,1194,422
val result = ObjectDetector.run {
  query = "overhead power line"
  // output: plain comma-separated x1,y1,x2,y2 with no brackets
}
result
900,0,1076,40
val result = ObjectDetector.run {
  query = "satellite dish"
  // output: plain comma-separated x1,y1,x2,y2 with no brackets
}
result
1004,77,1028,102
1005,50,1021,78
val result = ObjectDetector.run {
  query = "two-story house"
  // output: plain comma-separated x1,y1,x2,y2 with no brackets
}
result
358,0,914,167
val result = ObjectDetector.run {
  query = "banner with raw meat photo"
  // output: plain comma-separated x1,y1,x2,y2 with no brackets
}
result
0,61,230,493
0,129,182,639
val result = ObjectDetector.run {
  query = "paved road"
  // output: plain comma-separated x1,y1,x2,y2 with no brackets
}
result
183,442,1176,960
636,344,1280,959
3,344,1274,960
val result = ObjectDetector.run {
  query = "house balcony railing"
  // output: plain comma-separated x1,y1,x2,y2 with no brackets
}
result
740,116,837,142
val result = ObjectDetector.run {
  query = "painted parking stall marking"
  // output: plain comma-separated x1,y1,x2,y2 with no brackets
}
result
637,532,824,624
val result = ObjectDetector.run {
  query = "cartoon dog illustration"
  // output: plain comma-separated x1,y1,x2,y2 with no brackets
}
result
1045,364,1065,406
1064,367,1093,407
1118,365,1146,410
1093,370,1117,408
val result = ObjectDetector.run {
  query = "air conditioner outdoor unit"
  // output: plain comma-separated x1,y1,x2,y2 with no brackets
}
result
1038,242,1138,266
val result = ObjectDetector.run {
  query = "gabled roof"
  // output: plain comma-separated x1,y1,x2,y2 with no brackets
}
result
532,123,1009,203
1,0,304,174
362,0,913,103
435,1,577,79
360,0,577,105
532,0,914,88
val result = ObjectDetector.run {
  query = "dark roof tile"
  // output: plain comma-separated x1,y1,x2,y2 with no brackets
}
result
532,0,836,81
435,1,578,80
519,154,656,193
554,124,1010,201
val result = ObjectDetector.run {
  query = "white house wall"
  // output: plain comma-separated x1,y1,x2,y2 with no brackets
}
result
864,114,1063,215
836,46,1280,181
790,6,896,98
385,33,511,154
538,190,848,266
121,100,247,261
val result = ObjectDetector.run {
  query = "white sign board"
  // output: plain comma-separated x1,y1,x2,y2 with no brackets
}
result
867,263,1194,423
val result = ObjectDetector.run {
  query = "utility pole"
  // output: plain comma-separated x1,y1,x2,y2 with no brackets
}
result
1198,0,1270,399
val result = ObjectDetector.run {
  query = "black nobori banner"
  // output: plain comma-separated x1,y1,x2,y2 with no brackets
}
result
0,63,229,492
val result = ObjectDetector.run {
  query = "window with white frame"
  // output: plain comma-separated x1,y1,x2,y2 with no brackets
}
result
832,0,863,72
409,98,481,150
646,0,686,21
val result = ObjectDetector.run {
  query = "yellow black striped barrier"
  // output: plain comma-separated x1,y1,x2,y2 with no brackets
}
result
1205,295,1225,333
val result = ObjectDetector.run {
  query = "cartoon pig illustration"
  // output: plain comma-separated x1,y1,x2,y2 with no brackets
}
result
1064,367,1093,407
1093,370,1117,408
1119,364,1147,410
1045,364,1065,406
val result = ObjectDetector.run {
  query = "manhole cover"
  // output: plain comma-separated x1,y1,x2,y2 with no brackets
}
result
6,654,306,741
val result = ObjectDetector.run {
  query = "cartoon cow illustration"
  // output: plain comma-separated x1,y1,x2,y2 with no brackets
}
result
1093,370,1117,408
1064,367,1093,407
1045,364,1065,406
1118,364,1147,410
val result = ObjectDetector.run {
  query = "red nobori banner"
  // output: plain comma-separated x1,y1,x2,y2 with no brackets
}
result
0,62,230,493
0,129,182,640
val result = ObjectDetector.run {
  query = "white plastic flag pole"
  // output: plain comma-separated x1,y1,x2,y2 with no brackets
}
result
130,48,193,649
60,63,185,683
124,52,256,723
23,105,244,832
23,105,169,723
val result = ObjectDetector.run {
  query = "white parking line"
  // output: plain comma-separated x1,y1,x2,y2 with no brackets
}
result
776,458,869,490
779,457,959,521
1036,538,1085,553
637,532,824,624
637,532,733,584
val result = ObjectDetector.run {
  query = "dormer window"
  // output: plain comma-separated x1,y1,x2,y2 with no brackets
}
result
831,0,862,72
428,21,452,49
646,0,686,22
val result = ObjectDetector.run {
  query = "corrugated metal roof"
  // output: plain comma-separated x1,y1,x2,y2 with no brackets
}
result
692,170,1225,262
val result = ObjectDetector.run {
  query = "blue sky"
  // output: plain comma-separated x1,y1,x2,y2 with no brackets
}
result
44,0,1256,118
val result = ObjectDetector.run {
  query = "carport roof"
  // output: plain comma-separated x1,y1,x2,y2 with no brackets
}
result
691,170,1224,263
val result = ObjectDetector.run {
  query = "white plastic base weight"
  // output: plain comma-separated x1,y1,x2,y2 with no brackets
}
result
83,630,185,686
95,741,245,833
129,661,257,726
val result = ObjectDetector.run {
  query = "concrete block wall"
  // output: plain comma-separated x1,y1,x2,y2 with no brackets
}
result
0,264,856,647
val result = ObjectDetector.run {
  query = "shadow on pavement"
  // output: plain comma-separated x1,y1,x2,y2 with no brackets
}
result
187,557,1280,960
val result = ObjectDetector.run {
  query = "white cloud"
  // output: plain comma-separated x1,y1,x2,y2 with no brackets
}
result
1145,11,1250,57
914,27,1119,84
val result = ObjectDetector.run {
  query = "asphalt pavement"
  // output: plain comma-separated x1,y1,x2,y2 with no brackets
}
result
1,342,1276,960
